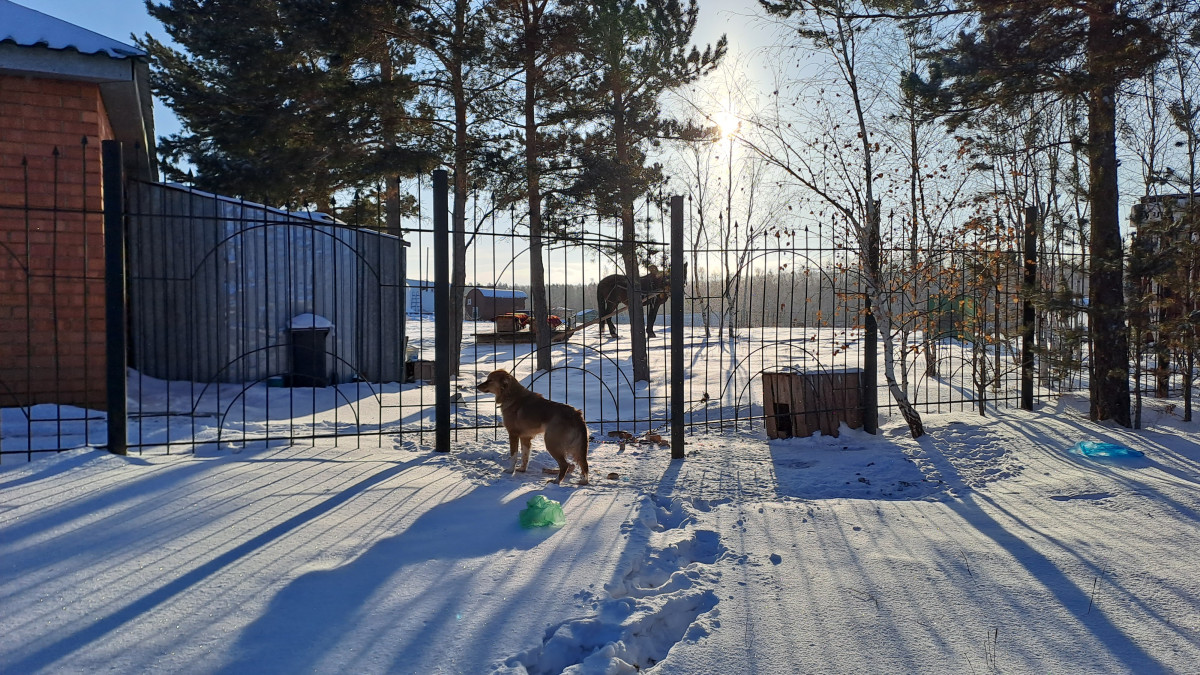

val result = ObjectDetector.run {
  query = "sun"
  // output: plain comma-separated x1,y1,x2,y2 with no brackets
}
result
712,109,740,139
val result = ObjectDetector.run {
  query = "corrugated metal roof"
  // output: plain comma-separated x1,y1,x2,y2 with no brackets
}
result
0,0,145,59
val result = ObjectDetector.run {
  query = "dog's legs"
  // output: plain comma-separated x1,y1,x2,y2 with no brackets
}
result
518,437,532,473
576,445,589,486
508,432,520,475
552,456,569,485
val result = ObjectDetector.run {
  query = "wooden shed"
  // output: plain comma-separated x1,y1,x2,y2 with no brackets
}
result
465,288,527,320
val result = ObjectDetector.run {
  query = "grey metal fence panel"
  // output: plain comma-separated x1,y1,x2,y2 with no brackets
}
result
128,181,405,386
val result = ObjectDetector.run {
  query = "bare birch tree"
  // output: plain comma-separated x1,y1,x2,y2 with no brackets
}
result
753,0,926,436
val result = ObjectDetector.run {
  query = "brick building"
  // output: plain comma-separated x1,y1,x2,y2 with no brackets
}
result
0,0,156,408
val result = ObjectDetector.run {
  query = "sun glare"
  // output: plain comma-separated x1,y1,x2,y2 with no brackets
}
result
713,109,740,139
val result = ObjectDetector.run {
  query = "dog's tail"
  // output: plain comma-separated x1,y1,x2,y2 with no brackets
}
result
574,413,590,485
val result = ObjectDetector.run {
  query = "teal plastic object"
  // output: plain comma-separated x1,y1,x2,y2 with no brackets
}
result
1073,441,1144,458
520,494,566,528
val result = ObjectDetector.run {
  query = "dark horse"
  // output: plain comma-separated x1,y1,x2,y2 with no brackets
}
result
596,264,679,338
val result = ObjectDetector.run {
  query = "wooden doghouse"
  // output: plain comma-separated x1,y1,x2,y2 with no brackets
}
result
408,359,436,383
762,370,864,438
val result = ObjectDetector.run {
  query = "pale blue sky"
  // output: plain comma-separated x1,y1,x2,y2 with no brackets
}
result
16,0,165,47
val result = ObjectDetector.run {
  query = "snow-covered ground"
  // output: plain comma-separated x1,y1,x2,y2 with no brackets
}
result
3,394,1199,673
0,320,1041,457
2,322,1198,673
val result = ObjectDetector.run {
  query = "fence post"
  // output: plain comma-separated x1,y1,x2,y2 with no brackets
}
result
102,140,127,456
433,169,450,452
863,308,878,434
862,201,880,434
670,196,685,460
1021,205,1038,411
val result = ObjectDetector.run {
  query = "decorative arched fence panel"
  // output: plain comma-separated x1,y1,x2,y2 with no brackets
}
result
121,180,408,452
3,150,1115,462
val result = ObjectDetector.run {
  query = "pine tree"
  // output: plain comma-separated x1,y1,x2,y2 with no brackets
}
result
486,0,584,371
139,0,431,210
567,0,725,382
408,0,497,375
908,0,1193,426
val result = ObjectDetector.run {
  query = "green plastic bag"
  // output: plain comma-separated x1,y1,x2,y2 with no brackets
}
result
520,494,566,528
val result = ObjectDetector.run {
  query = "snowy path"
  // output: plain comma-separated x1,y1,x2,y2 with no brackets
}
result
663,406,1200,674
2,397,1199,673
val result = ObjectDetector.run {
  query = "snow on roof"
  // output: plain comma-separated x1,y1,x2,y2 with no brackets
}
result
288,313,334,330
160,182,345,226
475,288,527,299
0,0,145,59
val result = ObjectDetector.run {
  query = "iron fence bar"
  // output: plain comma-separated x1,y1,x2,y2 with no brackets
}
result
863,212,879,434
1022,205,1038,410
82,137,95,446
670,195,684,459
102,140,127,456
434,169,450,452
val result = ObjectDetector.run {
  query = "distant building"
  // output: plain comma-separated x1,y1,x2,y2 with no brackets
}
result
1130,193,1198,228
1129,192,1198,273
1129,192,1197,397
407,279,435,315
465,288,527,320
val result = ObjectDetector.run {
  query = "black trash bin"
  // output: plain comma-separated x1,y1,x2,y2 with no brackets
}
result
288,314,333,387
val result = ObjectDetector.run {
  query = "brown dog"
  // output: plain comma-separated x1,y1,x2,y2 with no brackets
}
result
476,369,589,485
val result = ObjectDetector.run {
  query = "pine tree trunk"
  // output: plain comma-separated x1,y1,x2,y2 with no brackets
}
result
378,53,400,239
450,39,468,378
525,5,552,372
1085,9,1131,425
613,86,648,382
1185,350,1194,422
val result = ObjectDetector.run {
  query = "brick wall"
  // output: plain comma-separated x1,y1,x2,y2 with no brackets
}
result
0,74,113,409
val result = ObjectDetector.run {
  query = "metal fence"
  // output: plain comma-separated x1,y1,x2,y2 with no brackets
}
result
5,149,1193,462
411,175,1094,452
120,180,410,453
0,138,108,460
